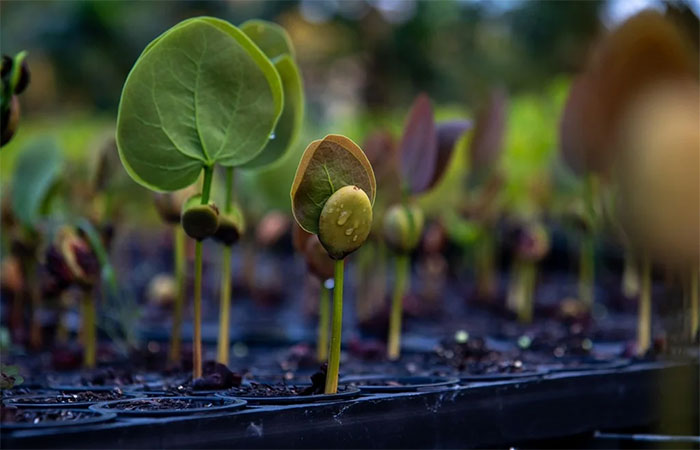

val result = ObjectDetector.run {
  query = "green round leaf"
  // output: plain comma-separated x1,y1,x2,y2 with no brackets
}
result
241,55,304,169
11,138,62,228
116,17,283,192
291,135,376,234
240,19,295,60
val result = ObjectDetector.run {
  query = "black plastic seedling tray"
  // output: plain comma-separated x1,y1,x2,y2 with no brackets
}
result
2,361,697,449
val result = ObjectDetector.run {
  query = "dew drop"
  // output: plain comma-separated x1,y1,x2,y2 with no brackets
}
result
269,132,276,140
337,210,352,226
345,228,354,236
352,235,358,242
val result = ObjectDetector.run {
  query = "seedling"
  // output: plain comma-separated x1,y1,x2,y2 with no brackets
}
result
383,94,470,360
153,186,196,365
9,138,62,348
505,221,550,323
1,51,30,147
291,134,376,393
213,19,303,365
45,226,100,367
116,17,283,378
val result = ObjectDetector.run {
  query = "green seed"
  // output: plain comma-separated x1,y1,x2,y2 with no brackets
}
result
318,185,372,260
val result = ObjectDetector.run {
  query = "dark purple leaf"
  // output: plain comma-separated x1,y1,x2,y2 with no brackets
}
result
429,120,472,189
469,88,507,172
399,93,438,195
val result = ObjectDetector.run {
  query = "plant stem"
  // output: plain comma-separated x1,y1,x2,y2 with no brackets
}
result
622,251,640,298
317,281,330,362
325,259,344,394
637,254,652,356
217,245,232,364
518,261,537,324
690,265,698,341
82,290,96,369
192,165,214,379
216,167,235,365
193,241,203,379
578,234,595,309
388,254,409,361
168,226,186,366
476,232,497,300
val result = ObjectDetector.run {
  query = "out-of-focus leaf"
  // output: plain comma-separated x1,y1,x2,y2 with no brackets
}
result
116,17,283,191
431,120,472,189
242,55,304,169
398,93,437,195
291,134,375,234
77,217,118,296
469,88,507,173
11,138,62,228
240,19,295,60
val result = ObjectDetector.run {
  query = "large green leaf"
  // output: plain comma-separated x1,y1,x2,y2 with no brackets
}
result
241,55,304,169
11,138,62,228
291,135,376,234
116,17,284,192
240,19,295,60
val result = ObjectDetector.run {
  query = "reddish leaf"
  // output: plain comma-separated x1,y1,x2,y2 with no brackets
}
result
399,93,438,195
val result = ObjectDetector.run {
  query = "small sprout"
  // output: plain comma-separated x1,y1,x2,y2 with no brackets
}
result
213,203,245,246
318,185,373,260
1,96,19,146
382,203,424,254
290,134,376,394
49,227,100,289
181,194,220,241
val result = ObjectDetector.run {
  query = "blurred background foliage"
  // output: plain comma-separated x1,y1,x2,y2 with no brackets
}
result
0,0,696,219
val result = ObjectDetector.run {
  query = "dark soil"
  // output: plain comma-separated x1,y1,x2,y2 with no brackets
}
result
1,406,94,424
101,397,222,411
5,390,127,406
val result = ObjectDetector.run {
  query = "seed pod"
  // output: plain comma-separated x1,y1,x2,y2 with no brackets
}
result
318,185,373,260
213,204,245,246
383,203,425,254
181,194,219,241
46,227,100,289
1,96,20,147
1,55,11,79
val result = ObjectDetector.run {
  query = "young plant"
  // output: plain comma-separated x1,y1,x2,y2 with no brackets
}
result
291,134,376,393
212,19,304,365
45,227,100,367
116,17,283,378
616,81,699,353
153,186,196,365
466,89,507,302
382,94,471,360
1,51,30,147
505,221,550,323
10,138,63,348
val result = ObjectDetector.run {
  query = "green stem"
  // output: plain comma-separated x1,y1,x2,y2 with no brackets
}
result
216,167,235,365
579,234,595,309
192,165,214,379
193,241,203,379
516,260,536,324
325,259,344,394
622,251,640,298
476,232,496,300
690,265,698,341
637,254,652,356
317,281,330,363
217,245,232,364
388,254,409,360
82,290,96,369
168,226,186,365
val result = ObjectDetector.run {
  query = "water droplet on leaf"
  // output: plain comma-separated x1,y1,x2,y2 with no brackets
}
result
337,210,352,226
